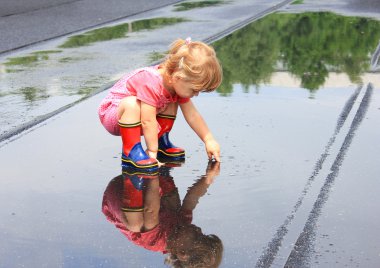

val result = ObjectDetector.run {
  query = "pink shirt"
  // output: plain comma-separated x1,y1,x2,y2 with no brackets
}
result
105,65,189,113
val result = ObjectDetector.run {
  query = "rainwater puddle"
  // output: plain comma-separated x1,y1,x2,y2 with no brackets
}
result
97,11,380,267
173,0,227,11
59,17,187,48
213,12,380,95
1,7,380,268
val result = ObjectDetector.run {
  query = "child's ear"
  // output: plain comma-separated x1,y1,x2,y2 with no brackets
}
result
172,74,183,83
171,76,178,84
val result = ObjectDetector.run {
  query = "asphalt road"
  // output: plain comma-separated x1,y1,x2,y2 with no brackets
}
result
0,0,379,267
0,0,181,54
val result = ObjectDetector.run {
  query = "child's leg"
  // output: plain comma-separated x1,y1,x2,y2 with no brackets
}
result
117,97,158,171
142,178,160,232
156,103,185,161
121,175,144,232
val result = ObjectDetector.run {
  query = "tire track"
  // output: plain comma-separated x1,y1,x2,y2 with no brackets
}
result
284,83,373,267
255,84,363,268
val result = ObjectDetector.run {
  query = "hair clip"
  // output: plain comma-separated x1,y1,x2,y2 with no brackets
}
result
185,37,192,45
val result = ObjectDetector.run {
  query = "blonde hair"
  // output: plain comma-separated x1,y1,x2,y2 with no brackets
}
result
165,230,223,268
162,38,223,92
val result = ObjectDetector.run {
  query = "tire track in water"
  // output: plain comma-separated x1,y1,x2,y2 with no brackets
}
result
255,84,364,268
284,84,373,267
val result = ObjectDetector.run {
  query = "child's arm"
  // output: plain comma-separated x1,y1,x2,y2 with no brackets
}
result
181,161,220,211
179,100,221,162
141,102,158,159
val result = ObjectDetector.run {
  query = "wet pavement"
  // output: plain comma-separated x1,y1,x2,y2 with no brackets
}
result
0,0,182,54
1,0,380,267
0,0,292,142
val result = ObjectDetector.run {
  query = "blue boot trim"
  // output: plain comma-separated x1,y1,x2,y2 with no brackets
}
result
157,133,185,161
122,173,145,191
121,142,158,172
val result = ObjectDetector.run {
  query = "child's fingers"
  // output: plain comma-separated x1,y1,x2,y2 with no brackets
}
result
213,152,221,162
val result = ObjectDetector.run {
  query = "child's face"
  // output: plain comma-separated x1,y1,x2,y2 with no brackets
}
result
172,77,201,98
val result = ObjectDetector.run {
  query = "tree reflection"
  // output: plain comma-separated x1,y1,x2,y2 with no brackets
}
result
213,12,380,93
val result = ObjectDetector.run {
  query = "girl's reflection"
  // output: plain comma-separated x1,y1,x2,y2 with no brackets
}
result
102,161,223,268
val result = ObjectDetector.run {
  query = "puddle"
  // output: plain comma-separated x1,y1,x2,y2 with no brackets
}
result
93,11,380,267
60,17,187,48
102,162,222,267
291,0,304,4
173,0,227,11
98,11,380,266
213,12,380,95
1,5,380,267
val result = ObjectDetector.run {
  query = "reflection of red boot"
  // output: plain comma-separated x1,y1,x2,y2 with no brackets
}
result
121,177,144,212
158,166,177,196
119,121,158,172
156,114,185,161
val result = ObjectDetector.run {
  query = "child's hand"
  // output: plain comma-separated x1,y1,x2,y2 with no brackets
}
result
204,160,220,184
205,139,221,162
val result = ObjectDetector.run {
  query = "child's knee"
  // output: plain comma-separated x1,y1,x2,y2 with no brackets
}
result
124,217,144,232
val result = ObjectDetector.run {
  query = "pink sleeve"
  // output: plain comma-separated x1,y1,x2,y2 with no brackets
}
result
126,71,161,107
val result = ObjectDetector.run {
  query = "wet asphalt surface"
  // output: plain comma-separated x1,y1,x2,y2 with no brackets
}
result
0,0,182,54
1,0,380,267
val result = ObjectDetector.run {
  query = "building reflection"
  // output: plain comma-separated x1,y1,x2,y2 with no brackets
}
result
102,161,223,268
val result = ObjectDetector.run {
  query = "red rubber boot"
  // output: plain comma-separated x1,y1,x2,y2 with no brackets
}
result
119,121,158,172
121,176,144,213
158,166,177,196
156,114,185,161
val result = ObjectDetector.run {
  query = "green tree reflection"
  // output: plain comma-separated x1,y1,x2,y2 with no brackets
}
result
213,12,380,94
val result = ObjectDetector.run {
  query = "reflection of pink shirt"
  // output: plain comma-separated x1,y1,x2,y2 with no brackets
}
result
102,176,192,253
102,65,189,113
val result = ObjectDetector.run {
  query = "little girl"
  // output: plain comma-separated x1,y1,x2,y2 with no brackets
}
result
98,37,222,171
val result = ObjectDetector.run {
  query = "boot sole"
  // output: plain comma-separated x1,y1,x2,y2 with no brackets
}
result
122,167,159,178
121,158,159,172
157,149,185,161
